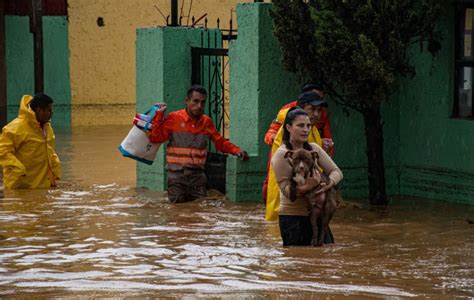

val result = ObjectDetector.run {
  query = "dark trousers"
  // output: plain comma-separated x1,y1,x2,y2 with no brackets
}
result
167,170,207,203
279,215,335,246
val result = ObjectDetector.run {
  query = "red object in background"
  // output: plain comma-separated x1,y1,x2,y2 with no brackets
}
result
5,0,67,16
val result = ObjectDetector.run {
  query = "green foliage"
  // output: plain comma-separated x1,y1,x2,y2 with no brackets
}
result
271,0,443,113
270,0,320,80
271,0,444,204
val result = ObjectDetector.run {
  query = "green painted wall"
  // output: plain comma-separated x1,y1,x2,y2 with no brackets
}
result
227,3,300,202
5,16,33,118
232,3,471,205
226,3,399,202
5,16,71,127
255,2,472,205
329,90,401,199
136,3,471,205
135,27,221,191
396,8,474,204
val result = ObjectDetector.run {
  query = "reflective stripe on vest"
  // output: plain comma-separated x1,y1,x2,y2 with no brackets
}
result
166,146,207,166
167,155,207,165
167,146,207,157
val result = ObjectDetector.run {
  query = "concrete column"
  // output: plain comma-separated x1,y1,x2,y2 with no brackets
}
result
226,3,300,202
135,26,221,191
5,16,70,127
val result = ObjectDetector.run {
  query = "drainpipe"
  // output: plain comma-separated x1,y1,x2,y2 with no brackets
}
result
30,0,44,93
170,0,178,27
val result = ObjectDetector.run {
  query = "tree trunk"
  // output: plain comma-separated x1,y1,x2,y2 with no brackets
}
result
363,106,387,205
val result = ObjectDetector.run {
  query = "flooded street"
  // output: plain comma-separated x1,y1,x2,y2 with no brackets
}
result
0,126,473,298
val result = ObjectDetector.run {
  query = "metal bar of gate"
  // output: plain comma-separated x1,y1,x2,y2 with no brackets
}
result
190,46,229,138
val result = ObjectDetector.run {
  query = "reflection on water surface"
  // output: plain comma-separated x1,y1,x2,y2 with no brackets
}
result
0,126,473,298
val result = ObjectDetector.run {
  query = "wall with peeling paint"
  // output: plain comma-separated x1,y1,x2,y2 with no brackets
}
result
395,10,474,205
135,26,223,191
225,3,473,205
5,16,71,128
67,0,259,126
226,3,300,202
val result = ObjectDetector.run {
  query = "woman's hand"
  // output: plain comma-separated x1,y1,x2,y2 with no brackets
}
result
298,171,321,194
314,179,335,195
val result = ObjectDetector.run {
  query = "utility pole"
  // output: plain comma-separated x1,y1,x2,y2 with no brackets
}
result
30,0,44,93
170,0,178,27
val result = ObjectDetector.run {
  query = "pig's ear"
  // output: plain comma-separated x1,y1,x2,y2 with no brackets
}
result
311,150,319,161
284,150,294,166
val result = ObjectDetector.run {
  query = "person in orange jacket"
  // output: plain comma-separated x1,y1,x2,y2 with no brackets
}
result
262,83,334,205
149,85,248,203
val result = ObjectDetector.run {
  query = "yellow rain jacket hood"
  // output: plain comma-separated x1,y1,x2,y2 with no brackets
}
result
265,107,322,221
0,95,61,189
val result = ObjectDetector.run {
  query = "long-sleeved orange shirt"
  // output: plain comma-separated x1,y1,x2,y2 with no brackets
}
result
149,109,241,171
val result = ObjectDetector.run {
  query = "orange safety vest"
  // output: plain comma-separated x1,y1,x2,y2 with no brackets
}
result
149,109,241,171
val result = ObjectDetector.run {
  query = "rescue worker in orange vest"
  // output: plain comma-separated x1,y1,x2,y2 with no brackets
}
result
262,83,334,205
149,85,249,203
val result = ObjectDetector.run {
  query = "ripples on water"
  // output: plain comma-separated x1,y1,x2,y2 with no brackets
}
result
0,126,473,298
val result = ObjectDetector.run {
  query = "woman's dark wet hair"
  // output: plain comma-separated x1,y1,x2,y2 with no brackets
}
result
30,93,53,111
282,107,313,151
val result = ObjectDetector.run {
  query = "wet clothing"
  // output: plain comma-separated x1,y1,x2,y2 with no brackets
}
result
272,143,342,245
264,101,333,154
262,101,334,209
272,143,343,216
167,169,207,203
279,215,334,246
149,108,241,202
0,95,61,189
149,109,240,171
264,112,322,221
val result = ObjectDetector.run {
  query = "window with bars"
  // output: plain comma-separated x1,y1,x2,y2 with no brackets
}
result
454,4,474,118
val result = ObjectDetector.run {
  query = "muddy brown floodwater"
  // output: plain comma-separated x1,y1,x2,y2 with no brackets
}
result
0,126,473,298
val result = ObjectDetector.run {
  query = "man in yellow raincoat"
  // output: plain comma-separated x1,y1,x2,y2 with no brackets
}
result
0,93,61,189
265,92,327,221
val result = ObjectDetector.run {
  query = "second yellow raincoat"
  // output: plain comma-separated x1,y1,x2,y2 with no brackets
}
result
265,107,322,221
0,95,61,189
